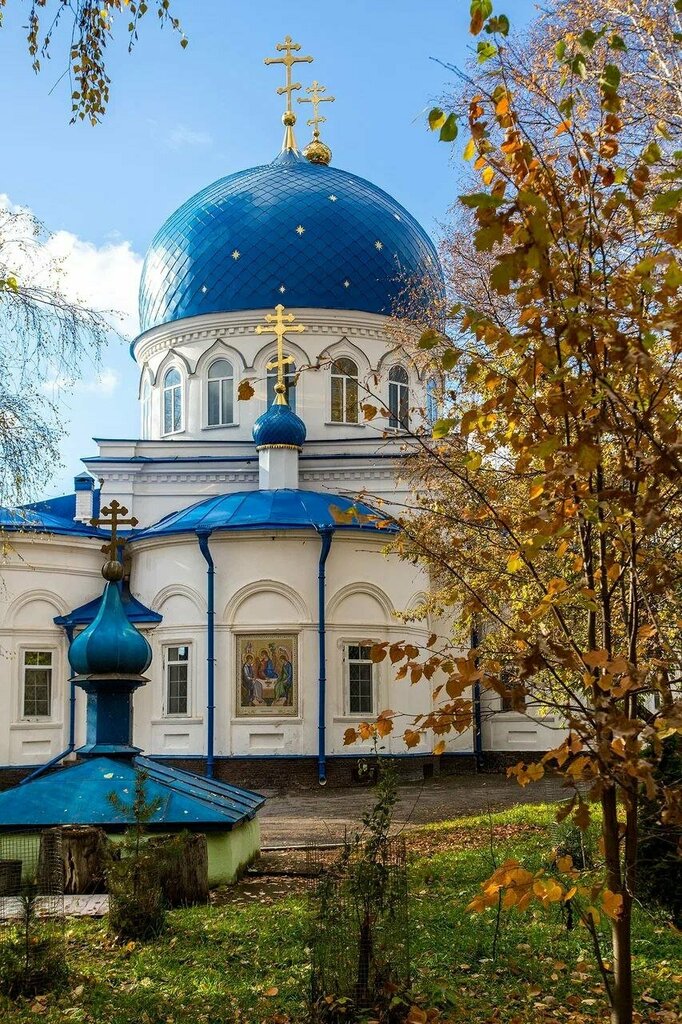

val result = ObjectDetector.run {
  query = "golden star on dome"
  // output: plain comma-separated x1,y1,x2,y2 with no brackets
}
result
232,249,241,260
296,225,305,235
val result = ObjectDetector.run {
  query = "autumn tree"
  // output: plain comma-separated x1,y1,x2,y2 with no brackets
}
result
0,200,111,506
0,0,186,123
345,4,682,1023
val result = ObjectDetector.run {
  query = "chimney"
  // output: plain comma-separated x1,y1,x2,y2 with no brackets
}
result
74,473,95,523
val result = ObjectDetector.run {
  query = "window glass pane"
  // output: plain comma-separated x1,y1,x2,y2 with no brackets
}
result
267,364,296,412
389,365,408,384
426,378,438,425
331,375,343,422
399,383,410,427
345,375,358,423
209,359,232,379
347,645,373,715
164,388,172,433
23,655,51,718
222,378,233,424
208,380,220,425
173,387,182,432
164,368,181,387
166,647,189,715
389,382,399,428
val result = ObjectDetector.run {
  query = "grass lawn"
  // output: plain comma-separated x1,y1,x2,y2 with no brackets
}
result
1,804,679,1023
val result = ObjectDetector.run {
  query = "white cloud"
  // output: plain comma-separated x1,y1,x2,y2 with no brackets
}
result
0,194,143,338
166,124,213,150
41,366,121,396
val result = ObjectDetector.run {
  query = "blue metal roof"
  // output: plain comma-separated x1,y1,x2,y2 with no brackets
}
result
54,582,162,629
0,505,103,538
253,401,307,449
0,756,264,830
22,488,101,522
133,489,397,540
138,151,444,332
69,581,153,677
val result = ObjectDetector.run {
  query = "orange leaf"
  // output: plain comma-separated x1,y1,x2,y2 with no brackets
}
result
237,379,255,401
602,889,624,920
433,740,446,756
264,987,279,997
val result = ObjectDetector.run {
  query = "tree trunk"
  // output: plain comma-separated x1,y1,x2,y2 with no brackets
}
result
56,826,109,894
148,833,209,907
601,787,634,1024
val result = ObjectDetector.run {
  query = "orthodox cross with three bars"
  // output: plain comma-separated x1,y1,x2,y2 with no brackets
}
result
256,304,305,404
91,499,138,562
298,80,335,139
264,36,313,150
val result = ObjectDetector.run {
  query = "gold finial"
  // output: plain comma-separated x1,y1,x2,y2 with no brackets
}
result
90,499,138,581
299,80,335,165
264,35,313,153
256,304,305,405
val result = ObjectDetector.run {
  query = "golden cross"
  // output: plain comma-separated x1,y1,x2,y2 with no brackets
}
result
256,304,305,405
298,80,335,139
264,35,313,151
91,499,138,562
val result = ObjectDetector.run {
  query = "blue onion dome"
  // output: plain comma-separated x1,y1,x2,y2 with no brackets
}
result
253,393,307,450
70,581,152,677
138,151,444,332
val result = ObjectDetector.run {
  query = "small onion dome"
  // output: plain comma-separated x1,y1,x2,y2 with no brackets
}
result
303,139,332,165
70,580,152,677
252,400,307,451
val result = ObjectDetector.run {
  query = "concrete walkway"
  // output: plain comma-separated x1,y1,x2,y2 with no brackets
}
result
258,772,567,847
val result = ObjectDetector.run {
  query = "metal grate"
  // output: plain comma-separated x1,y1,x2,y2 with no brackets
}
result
0,829,66,997
307,835,410,1015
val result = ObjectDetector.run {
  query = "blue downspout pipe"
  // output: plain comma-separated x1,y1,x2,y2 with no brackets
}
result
315,527,334,786
196,530,216,779
471,620,483,771
20,624,77,785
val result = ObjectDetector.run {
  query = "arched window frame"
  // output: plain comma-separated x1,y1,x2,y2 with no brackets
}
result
330,357,359,424
206,357,235,427
162,366,184,435
141,375,152,438
388,364,410,430
266,358,297,412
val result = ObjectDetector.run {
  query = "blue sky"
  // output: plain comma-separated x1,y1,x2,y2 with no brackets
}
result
0,0,537,498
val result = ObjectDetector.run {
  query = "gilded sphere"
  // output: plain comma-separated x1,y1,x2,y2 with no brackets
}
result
102,559,125,582
303,139,332,166
282,111,296,127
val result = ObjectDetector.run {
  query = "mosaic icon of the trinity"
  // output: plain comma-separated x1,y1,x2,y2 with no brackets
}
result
236,633,298,716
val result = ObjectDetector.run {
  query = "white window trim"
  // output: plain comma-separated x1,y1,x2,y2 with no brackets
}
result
141,374,153,438
19,646,57,722
205,359,237,428
162,367,185,436
343,641,377,718
162,642,193,718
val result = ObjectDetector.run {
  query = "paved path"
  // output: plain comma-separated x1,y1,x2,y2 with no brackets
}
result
258,772,567,847
0,894,109,919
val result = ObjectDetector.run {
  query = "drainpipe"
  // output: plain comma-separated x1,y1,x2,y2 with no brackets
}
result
471,619,483,771
20,624,77,785
196,530,216,779
315,527,334,786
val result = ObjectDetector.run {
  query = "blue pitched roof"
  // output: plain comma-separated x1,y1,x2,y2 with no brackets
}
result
54,582,163,628
133,489,397,540
0,505,103,538
138,151,444,333
22,489,101,522
0,756,264,830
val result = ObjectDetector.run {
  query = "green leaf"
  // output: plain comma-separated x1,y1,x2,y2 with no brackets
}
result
432,418,456,439
474,223,504,251
418,329,441,350
555,39,566,60
642,141,662,165
600,63,621,91
571,53,587,79
428,107,446,131
441,348,461,371
463,137,476,161
578,29,598,50
459,192,505,209
664,261,682,288
439,113,458,142
652,188,682,213
609,33,627,51
477,40,497,63
486,14,510,36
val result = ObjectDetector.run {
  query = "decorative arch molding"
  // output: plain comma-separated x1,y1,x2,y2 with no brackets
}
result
151,349,192,386
403,591,430,622
194,339,248,376
250,339,312,374
319,337,372,376
376,346,422,380
326,582,395,622
8,589,69,627
151,583,206,617
223,579,311,624
137,365,153,400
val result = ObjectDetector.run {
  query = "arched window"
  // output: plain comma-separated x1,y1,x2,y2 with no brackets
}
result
141,376,152,438
207,358,234,426
163,367,183,435
426,376,439,426
267,360,297,412
330,357,359,424
388,364,409,429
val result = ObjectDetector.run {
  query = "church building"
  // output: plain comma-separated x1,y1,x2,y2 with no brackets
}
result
0,39,559,789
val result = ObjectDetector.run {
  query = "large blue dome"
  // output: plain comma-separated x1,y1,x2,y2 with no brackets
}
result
138,152,444,332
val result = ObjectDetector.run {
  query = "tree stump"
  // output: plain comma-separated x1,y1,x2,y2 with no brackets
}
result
37,829,64,892
55,826,109,894
149,833,209,907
